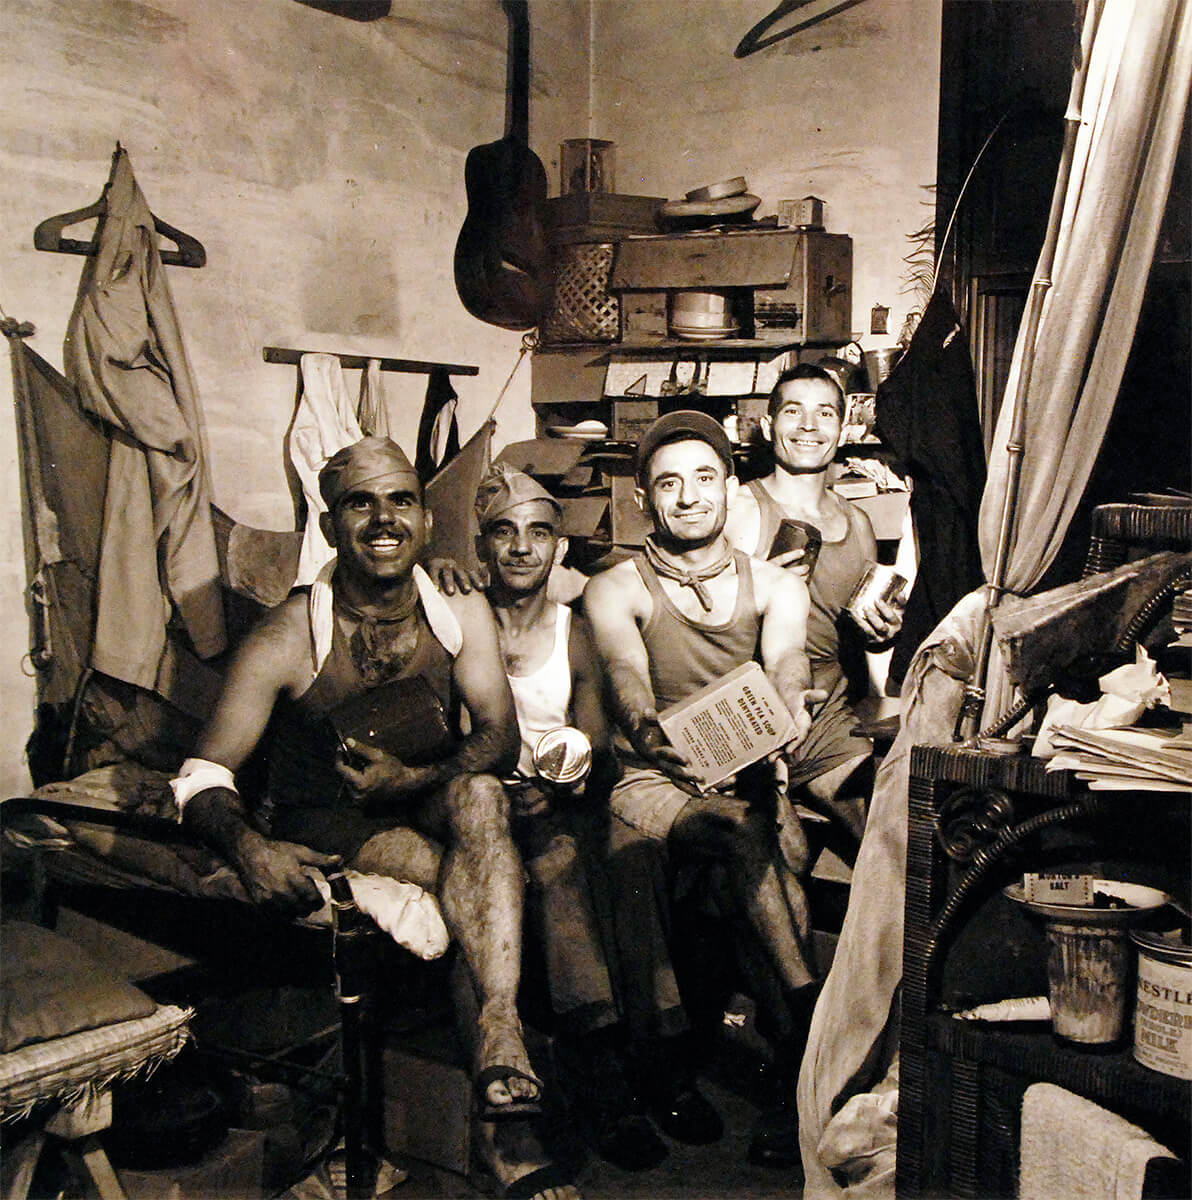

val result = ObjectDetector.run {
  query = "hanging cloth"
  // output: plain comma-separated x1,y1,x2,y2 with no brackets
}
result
64,146,226,690
424,419,495,578
796,588,987,1197
356,357,391,438
289,353,364,586
875,290,986,688
7,336,108,707
977,0,1192,725
415,367,460,486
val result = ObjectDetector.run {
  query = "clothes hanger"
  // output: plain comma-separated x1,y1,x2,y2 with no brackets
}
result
33,145,206,268
734,0,868,59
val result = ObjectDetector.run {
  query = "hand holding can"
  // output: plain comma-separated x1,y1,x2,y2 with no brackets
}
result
845,563,907,643
769,519,822,576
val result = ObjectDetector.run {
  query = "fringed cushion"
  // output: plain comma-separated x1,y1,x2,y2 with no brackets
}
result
1,922,157,1054
0,1003,192,1122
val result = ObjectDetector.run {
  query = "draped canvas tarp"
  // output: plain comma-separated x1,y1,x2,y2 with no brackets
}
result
979,0,1192,725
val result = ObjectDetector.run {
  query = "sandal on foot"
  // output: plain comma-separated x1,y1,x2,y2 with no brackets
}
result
503,1162,578,1199
476,1064,544,1121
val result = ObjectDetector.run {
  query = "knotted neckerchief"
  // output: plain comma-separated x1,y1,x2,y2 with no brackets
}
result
334,588,420,687
643,535,735,613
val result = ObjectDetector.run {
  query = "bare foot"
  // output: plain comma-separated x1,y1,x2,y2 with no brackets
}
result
476,1121,581,1200
476,1006,542,1113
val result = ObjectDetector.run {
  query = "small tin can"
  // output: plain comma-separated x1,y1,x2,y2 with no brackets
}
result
533,726,592,787
845,563,908,624
769,519,822,576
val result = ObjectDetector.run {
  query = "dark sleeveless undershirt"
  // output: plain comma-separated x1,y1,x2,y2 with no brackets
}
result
746,478,870,693
635,550,762,707
266,603,456,810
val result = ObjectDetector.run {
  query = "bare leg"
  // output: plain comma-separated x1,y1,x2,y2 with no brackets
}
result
437,773,537,1110
669,799,815,993
351,774,535,1111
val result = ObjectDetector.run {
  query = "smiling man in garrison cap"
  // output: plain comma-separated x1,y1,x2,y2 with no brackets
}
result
171,437,581,1199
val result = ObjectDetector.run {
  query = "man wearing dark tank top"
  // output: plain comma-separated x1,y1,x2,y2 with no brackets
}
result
724,363,904,850
584,411,828,1171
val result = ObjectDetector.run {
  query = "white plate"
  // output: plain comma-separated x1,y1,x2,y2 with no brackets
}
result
547,422,607,440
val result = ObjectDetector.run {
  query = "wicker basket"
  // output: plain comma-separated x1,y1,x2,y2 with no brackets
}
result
541,242,620,344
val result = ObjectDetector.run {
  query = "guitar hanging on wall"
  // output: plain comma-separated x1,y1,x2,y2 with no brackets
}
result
453,0,552,331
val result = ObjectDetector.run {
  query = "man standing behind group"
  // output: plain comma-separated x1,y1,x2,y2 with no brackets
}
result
582,412,827,1156
724,363,903,845
172,437,576,1200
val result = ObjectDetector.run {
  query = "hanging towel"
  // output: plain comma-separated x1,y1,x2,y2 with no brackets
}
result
64,147,226,689
289,353,364,585
1020,1082,1178,1200
356,358,391,438
308,558,462,676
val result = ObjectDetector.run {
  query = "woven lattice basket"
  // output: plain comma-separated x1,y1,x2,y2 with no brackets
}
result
542,242,620,344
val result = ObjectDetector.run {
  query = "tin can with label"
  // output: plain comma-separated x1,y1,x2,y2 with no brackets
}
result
533,726,592,787
1132,930,1192,1079
845,563,908,624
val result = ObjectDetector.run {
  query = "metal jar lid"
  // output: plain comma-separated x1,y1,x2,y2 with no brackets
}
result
1131,928,1192,966
533,726,592,785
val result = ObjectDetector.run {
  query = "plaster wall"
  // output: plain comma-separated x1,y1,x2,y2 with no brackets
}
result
0,0,590,795
590,0,942,351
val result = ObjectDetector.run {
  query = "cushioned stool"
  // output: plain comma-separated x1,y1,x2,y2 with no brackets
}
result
0,921,192,1200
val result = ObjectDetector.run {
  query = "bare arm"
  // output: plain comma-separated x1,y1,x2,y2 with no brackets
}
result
582,566,699,785
185,599,339,913
755,561,827,750
338,588,520,801
567,610,619,798
844,509,905,643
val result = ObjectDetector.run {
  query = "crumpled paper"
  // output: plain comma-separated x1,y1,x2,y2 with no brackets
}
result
1033,644,1171,759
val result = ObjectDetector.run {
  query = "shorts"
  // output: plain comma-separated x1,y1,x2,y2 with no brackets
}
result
267,786,447,863
785,674,872,790
609,763,774,841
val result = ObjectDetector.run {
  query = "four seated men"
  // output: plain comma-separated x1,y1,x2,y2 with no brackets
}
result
176,400,901,1193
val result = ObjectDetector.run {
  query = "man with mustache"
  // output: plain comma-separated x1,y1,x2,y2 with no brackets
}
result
172,437,577,1200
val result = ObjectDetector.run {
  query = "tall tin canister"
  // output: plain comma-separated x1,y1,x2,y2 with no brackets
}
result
1132,930,1192,1080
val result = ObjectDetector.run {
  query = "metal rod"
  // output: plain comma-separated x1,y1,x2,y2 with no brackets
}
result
263,346,478,376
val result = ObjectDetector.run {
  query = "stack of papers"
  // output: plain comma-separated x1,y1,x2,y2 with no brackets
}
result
1046,724,1192,791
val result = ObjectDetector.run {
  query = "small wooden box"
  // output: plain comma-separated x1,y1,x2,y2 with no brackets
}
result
612,398,658,441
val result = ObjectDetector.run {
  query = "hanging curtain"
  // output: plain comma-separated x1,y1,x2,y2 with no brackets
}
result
979,0,1192,722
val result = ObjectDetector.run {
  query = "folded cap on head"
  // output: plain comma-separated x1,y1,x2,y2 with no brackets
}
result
318,437,420,507
475,463,561,529
635,410,734,484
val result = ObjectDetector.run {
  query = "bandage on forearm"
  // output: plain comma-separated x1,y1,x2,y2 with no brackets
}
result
170,757,238,821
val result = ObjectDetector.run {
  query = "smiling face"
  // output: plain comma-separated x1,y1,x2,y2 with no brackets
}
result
637,437,737,549
764,376,844,475
478,498,566,598
320,473,429,585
